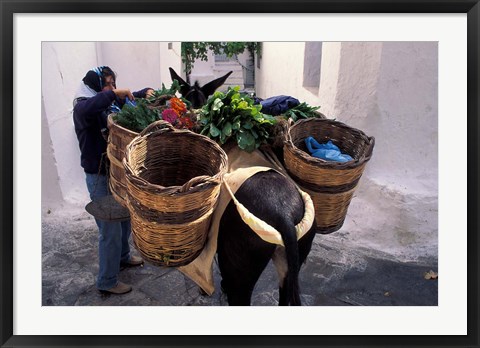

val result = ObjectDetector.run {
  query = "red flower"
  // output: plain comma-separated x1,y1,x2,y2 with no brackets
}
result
162,108,178,124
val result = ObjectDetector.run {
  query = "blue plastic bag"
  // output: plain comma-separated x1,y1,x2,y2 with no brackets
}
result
107,97,136,114
305,136,353,162
125,97,137,107
108,104,121,113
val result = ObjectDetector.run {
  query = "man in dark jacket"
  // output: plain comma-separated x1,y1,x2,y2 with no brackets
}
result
73,66,153,294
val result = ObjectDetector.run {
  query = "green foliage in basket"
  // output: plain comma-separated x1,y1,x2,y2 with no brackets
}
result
113,80,193,132
151,80,193,109
199,86,276,152
147,80,184,104
282,102,321,122
112,99,162,133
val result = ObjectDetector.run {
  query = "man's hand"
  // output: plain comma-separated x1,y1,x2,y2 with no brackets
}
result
145,89,155,98
113,88,135,101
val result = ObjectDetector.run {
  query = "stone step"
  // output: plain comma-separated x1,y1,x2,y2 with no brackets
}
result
213,67,243,75
213,69,244,87
214,62,243,71
215,60,242,66
225,78,244,85
214,70,243,78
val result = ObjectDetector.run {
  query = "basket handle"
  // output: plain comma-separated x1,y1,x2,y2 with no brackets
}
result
365,136,375,160
179,175,220,193
139,120,175,136
284,120,295,148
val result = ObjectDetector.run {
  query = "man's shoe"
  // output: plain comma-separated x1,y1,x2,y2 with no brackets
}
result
100,281,132,295
121,255,144,268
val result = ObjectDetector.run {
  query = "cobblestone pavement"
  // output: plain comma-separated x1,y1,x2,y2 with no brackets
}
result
42,204,438,307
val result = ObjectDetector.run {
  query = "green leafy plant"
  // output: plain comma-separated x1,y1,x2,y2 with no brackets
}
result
199,86,276,152
113,81,194,132
147,80,181,102
282,102,321,122
112,99,161,132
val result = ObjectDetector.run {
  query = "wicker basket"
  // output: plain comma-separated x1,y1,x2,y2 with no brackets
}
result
123,121,228,267
284,118,375,234
106,95,174,207
107,114,138,207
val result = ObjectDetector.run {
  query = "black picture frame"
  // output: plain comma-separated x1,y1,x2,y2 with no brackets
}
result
1,1,478,347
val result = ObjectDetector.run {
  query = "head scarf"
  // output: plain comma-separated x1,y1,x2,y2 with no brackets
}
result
74,66,116,106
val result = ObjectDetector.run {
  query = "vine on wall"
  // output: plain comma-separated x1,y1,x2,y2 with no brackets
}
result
181,42,261,82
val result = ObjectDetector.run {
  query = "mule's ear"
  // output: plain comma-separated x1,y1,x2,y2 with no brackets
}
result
201,71,233,98
169,67,191,96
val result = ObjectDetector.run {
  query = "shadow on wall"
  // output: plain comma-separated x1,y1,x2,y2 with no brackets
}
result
42,97,63,208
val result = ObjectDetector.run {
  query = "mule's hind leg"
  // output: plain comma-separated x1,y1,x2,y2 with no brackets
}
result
218,201,276,306
272,247,289,305
219,250,273,305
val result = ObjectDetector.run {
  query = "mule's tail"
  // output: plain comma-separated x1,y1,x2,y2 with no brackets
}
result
279,222,301,306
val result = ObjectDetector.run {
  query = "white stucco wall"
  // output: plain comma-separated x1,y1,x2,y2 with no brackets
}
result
256,41,438,261
159,42,183,86
41,96,63,207
42,42,98,205
316,43,342,118
256,42,321,106
97,42,161,91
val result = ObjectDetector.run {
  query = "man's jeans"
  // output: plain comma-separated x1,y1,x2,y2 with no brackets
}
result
85,173,131,290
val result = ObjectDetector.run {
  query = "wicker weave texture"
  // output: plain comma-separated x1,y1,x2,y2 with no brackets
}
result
108,164,128,202
129,206,214,267
302,187,356,234
107,114,139,206
284,118,374,233
124,122,228,267
106,96,173,206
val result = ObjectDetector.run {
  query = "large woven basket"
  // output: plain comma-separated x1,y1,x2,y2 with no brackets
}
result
123,121,228,267
107,114,138,207
284,118,375,234
107,94,174,207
